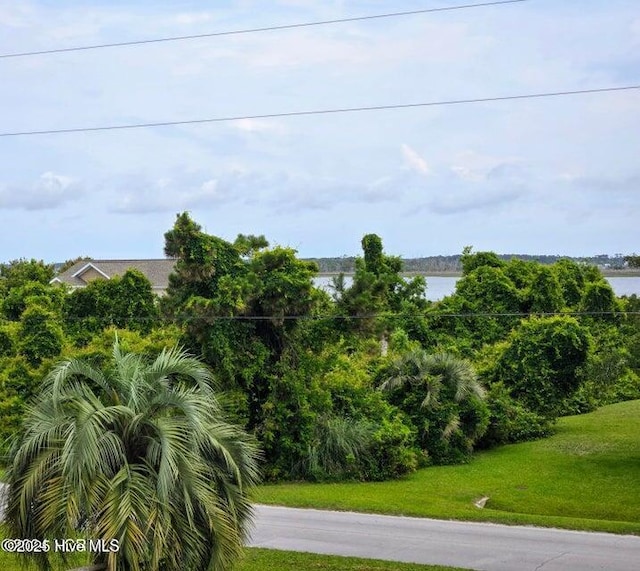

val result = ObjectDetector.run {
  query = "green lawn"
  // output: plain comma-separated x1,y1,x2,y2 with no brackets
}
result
257,399,640,534
239,549,467,570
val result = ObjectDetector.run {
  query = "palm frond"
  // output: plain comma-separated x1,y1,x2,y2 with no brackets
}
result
5,341,260,571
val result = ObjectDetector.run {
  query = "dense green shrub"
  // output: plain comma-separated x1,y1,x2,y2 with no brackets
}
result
0,390,22,459
308,351,419,480
478,382,552,448
580,279,619,319
448,266,522,345
0,324,16,357
493,316,591,418
18,304,64,366
64,269,159,342
380,350,489,465
561,325,640,414
526,266,563,314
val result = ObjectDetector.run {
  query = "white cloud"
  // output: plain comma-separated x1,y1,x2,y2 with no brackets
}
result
0,172,82,210
174,12,214,25
111,174,233,214
233,118,285,134
449,150,522,182
401,144,430,176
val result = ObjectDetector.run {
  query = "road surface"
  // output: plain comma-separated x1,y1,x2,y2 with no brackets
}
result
2,485,639,570
249,505,640,571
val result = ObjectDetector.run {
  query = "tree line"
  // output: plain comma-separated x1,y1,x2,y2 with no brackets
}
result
1,212,639,482
307,252,638,274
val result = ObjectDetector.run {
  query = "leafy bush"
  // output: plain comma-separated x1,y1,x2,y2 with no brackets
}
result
478,382,552,448
18,304,64,366
380,351,489,465
317,351,419,480
493,316,591,418
300,415,374,481
0,324,16,357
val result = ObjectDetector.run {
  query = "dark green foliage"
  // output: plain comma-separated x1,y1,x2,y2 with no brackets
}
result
2,281,64,321
455,266,521,314
0,324,16,357
111,269,159,332
164,212,245,305
620,294,640,373
245,246,319,330
494,316,591,418
64,269,159,341
320,351,420,479
526,266,563,314
0,390,22,459
561,324,640,414
162,213,327,473
503,258,538,291
0,356,40,401
1,222,636,487
553,259,587,308
478,382,552,448
18,304,64,366
336,234,426,338
0,259,54,291
259,361,326,480
580,279,619,316
380,351,489,465
624,254,640,268
362,234,385,275
448,266,522,345
460,247,504,275
0,356,44,457
233,233,269,256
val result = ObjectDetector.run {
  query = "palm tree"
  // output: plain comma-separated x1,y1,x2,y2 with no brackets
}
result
5,341,260,571
380,350,487,464
381,350,485,404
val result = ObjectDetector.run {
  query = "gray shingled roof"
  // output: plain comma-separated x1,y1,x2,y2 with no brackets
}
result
52,259,177,290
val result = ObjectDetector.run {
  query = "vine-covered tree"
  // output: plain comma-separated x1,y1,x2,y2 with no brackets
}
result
493,316,591,418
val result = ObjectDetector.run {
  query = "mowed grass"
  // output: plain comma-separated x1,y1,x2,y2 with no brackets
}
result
238,549,467,570
257,400,640,534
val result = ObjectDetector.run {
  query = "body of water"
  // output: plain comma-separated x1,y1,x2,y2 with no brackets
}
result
315,275,640,301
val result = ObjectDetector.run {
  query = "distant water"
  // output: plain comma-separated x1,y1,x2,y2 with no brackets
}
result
314,275,640,301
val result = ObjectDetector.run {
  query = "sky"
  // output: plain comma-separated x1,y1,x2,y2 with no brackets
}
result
0,0,639,262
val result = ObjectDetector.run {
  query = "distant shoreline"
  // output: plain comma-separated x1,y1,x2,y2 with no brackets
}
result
317,270,640,278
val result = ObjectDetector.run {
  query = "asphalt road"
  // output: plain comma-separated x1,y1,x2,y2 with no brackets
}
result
249,505,640,571
2,483,639,570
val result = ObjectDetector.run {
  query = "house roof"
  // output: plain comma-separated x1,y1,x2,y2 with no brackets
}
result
52,259,177,290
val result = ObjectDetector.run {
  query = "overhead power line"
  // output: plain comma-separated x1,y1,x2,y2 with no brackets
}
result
0,0,528,59
6,310,635,324
1,84,638,138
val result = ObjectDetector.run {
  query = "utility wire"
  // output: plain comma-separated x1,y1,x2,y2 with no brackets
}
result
11,310,638,324
2,84,639,138
0,0,528,59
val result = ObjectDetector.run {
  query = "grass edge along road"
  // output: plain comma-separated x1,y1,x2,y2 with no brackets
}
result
240,548,467,570
257,399,640,535
0,532,467,571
